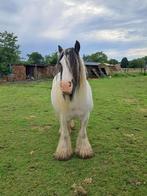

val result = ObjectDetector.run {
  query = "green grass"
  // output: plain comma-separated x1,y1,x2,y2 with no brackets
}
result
112,72,147,77
0,76,147,196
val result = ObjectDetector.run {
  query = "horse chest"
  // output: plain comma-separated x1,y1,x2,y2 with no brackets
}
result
67,99,89,119
68,107,84,119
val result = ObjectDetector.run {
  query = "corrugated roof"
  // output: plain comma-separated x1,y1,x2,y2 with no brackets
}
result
84,62,101,66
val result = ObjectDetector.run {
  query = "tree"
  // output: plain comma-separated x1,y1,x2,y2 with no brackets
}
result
143,56,147,65
27,52,44,64
108,58,119,65
0,31,20,75
129,58,145,68
120,57,129,68
83,51,108,63
44,52,58,65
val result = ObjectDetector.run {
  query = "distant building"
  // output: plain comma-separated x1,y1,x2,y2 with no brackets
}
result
0,62,122,82
85,62,122,78
84,62,104,78
8,64,55,81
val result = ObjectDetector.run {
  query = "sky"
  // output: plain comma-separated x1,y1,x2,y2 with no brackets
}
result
0,0,147,61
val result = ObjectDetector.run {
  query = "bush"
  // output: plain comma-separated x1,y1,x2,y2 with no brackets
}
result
0,64,10,75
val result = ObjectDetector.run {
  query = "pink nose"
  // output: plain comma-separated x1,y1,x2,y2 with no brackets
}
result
60,81,73,94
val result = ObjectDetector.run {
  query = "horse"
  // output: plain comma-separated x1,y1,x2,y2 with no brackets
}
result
51,40,93,160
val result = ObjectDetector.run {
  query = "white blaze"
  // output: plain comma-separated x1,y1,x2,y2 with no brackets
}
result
60,55,72,82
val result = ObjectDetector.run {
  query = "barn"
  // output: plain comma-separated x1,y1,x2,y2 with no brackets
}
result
85,62,110,78
85,62,122,78
108,64,122,74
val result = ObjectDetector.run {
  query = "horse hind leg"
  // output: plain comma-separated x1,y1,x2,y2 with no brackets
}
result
67,120,75,134
75,113,93,159
70,120,75,129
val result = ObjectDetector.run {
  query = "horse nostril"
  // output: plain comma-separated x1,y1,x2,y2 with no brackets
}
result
68,81,72,87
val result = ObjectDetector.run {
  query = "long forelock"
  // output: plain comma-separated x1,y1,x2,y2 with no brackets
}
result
62,48,81,100
65,48,81,85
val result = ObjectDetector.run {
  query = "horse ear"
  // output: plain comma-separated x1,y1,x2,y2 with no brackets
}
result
58,45,63,53
74,40,80,54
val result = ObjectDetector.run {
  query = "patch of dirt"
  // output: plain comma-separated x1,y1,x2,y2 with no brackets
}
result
71,177,93,195
128,179,146,186
30,150,35,155
123,133,135,138
124,98,138,104
82,178,93,185
31,124,52,131
71,184,87,196
25,115,36,120
139,108,147,113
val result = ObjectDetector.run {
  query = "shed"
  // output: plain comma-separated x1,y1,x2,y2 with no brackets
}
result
84,62,108,78
107,64,122,74
11,64,55,81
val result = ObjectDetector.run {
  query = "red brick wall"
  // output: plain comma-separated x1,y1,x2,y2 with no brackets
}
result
46,66,55,77
12,65,26,81
12,65,56,81
37,67,47,79
37,66,55,79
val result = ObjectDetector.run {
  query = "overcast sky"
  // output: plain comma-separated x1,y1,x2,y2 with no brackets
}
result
0,0,147,60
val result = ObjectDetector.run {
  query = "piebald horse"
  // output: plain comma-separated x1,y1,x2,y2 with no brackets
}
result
51,41,93,160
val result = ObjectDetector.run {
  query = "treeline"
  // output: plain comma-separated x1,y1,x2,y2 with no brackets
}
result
0,31,58,75
120,56,147,69
0,31,147,75
84,53,147,69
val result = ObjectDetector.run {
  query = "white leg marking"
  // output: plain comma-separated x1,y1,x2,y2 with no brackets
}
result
75,113,93,158
55,115,73,160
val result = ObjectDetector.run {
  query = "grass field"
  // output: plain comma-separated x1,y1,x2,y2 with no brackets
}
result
0,76,147,196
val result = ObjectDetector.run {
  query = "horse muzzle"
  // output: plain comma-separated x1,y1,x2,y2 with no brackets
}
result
60,80,73,95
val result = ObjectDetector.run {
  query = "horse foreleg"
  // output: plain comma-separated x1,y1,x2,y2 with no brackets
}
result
75,113,93,159
55,115,73,160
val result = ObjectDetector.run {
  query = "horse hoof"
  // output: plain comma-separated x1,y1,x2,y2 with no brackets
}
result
75,149,94,159
54,152,73,161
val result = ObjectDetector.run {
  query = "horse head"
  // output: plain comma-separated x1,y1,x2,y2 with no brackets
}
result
57,40,81,99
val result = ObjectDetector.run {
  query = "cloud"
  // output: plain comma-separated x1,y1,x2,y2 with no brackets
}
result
0,0,147,60
82,28,145,42
106,48,147,60
41,0,113,40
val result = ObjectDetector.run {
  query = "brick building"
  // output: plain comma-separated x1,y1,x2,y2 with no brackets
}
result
10,64,55,81
0,62,122,82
